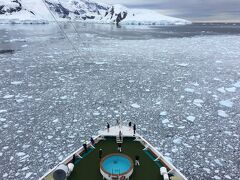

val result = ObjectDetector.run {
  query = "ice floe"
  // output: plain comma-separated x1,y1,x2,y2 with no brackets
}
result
131,103,140,108
193,99,204,107
184,88,194,93
219,100,233,108
186,116,196,122
225,87,236,92
160,111,167,116
217,110,229,118
11,81,23,85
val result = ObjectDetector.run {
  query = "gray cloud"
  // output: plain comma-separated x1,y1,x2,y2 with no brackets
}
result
98,0,240,21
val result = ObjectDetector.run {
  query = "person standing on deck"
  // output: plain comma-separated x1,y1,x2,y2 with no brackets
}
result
133,124,136,135
90,137,95,146
99,149,103,159
107,122,110,132
135,155,140,166
119,130,122,141
83,143,87,153
117,143,122,152
128,121,132,130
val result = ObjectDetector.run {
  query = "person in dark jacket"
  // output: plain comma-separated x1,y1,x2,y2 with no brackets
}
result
107,122,110,132
83,143,87,153
90,137,95,146
99,149,103,159
128,122,132,130
133,124,136,134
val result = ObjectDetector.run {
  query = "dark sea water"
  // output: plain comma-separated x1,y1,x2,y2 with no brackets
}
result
0,23,240,179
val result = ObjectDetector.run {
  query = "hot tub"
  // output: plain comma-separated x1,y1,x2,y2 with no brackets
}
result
100,153,133,180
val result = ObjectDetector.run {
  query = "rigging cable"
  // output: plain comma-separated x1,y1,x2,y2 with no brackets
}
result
41,0,83,59
55,0,95,62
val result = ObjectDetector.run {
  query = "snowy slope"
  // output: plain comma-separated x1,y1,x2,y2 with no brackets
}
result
0,0,191,25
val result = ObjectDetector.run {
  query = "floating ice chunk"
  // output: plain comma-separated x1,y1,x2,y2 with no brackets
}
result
219,100,233,108
233,81,240,88
184,88,194,93
193,99,204,107
47,136,53,139
224,175,232,179
93,111,100,116
25,172,32,179
178,126,185,129
217,87,225,93
218,110,229,118
3,94,14,99
226,87,236,92
177,63,189,67
95,62,106,65
173,137,182,145
213,175,221,180
224,131,232,136
214,159,223,166
203,168,211,173
11,81,23,85
53,119,59,123
0,152,2,156
16,99,24,103
0,118,6,122
22,166,29,171
3,173,8,178
162,119,169,124
60,96,67,100
131,103,140,108
187,116,195,122
0,110,7,113
16,152,26,156
168,123,174,128
160,111,167,116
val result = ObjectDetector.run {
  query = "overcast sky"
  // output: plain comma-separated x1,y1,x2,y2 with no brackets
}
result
98,0,240,22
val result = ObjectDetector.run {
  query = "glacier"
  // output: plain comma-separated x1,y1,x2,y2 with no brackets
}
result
0,0,191,25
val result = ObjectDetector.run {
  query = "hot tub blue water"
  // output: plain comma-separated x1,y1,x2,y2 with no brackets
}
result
101,155,132,174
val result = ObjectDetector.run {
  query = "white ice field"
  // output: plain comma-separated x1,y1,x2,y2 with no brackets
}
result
0,24,239,180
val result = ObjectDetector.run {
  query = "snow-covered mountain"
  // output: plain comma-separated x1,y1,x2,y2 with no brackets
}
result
0,0,191,25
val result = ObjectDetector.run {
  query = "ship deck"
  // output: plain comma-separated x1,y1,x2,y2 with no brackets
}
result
68,137,165,180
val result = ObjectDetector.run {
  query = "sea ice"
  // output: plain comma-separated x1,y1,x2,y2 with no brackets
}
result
203,167,211,173
0,110,7,113
213,175,221,180
16,152,26,156
162,119,169,124
193,99,204,107
25,172,32,179
184,88,194,93
218,110,229,117
233,81,240,87
93,111,100,116
3,94,14,99
225,87,236,92
177,63,189,67
131,103,140,108
217,87,225,93
186,116,195,122
0,118,6,122
224,175,232,179
219,100,233,108
60,96,67,100
173,137,182,145
160,111,167,116
11,81,23,85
